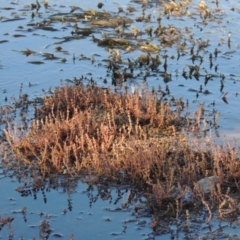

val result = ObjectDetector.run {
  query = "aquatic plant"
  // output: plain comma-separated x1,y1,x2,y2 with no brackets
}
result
2,82,240,228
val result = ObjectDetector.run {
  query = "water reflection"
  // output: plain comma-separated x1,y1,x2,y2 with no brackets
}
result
1,166,240,239
0,165,158,239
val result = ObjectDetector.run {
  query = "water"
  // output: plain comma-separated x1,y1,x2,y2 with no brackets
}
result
1,0,240,238
0,171,156,239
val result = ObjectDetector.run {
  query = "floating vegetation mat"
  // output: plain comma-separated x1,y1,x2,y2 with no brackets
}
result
1,0,240,237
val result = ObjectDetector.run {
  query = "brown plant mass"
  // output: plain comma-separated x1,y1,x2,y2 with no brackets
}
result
2,83,240,223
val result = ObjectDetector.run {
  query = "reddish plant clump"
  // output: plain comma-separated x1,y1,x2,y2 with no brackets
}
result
2,83,240,222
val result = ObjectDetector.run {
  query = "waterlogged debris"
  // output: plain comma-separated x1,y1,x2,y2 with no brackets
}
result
40,220,51,239
60,57,67,63
91,17,132,28
127,5,136,13
104,207,124,212
139,42,160,53
52,233,63,238
31,0,41,11
29,225,39,228
109,49,123,62
130,25,143,38
40,52,55,58
97,2,104,9
27,61,45,64
104,217,111,221
91,19,120,28
221,92,229,104
12,34,26,38
223,50,236,56
71,35,82,40
71,27,94,37
188,88,199,92
28,82,38,87
202,89,211,95
0,7,15,10
70,6,82,13
1,17,26,22
55,46,62,51
84,9,111,19
21,49,36,56
97,38,131,48
0,40,8,44
49,15,72,22
35,25,58,32
44,0,48,9
53,36,80,44
111,232,122,236
42,53,60,60
0,216,14,227
124,45,134,53
138,54,150,65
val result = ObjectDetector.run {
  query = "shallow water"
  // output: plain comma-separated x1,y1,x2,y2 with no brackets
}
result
1,0,240,238
0,171,157,239
1,171,240,239
1,172,148,240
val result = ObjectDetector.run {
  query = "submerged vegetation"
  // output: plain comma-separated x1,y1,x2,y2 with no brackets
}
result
1,0,240,237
